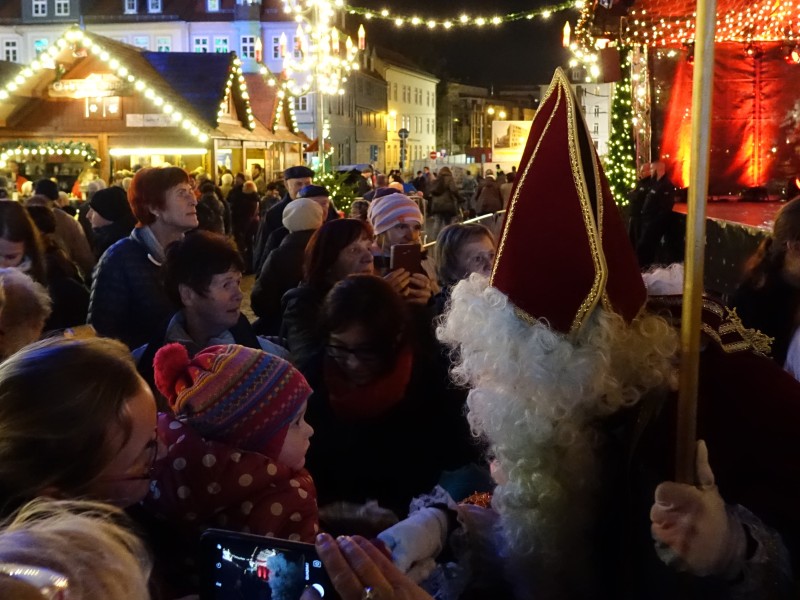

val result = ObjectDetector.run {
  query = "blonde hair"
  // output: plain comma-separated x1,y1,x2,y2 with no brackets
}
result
437,274,678,596
0,268,51,360
0,498,151,599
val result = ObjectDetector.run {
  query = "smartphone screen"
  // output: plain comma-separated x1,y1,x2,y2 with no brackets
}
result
389,243,423,274
200,529,337,600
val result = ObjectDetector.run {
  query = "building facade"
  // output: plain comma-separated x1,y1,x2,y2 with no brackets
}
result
0,0,439,173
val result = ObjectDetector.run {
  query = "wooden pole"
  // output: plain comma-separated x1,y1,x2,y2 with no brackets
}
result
676,0,717,483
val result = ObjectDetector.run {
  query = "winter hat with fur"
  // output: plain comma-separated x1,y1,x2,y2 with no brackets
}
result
282,198,324,233
367,193,423,235
153,343,312,457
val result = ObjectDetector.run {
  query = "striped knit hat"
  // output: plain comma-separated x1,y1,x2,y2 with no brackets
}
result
367,193,423,235
153,343,312,457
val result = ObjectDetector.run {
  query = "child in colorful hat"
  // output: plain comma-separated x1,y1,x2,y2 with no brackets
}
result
142,343,318,547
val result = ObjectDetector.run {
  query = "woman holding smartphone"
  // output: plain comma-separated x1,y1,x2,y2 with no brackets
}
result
367,193,437,303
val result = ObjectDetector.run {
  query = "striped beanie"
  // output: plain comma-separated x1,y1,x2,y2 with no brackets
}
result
153,343,312,458
367,193,423,235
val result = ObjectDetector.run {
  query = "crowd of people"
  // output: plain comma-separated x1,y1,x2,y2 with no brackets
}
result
0,69,798,599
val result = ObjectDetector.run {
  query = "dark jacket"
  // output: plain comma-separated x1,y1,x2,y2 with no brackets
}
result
88,227,176,349
92,219,135,260
280,284,326,371
251,229,316,335
302,338,480,518
731,275,800,365
252,194,291,273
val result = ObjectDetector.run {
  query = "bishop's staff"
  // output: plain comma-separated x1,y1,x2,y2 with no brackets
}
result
677,0,717,483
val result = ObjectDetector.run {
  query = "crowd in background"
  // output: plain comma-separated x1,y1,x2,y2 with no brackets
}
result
0,155,797,599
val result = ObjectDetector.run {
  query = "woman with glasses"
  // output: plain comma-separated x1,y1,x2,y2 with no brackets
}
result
432,223,496,316
281,218,377,370
302,275,481,532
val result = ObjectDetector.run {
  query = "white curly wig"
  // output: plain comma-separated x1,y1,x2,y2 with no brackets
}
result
437,273,678,596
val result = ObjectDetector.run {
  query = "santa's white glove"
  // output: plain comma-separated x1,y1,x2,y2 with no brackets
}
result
377,507,449,580
650,440,746,578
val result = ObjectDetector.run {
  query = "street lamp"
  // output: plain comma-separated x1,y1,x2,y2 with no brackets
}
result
273,0,363,172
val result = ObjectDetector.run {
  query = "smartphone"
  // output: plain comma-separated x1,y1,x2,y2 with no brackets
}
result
389,243,423,274
199,529,338,600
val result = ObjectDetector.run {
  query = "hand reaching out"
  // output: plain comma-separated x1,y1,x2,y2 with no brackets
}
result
300,533,434,600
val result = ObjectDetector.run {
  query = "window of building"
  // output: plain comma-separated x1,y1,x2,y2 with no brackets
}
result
3,40,19,63
592,122,599,135
392,83,397,101
156,36,171,52
148,0,161,13
32,0,47,16
241,36,256,59
124,0,136,14
132,36,149,49
33,38,48,57
55,0,70,16
271,36,281,59
293,96,308,111
594,105,600,117
214,37,229,53
292,37,302,59
193,36,209,53
207,0,220,11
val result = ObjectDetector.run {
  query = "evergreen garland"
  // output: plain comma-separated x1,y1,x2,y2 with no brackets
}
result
605,47,637,207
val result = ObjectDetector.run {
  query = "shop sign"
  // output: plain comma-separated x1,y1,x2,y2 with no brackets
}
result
126,113,175,128
49,73,129,99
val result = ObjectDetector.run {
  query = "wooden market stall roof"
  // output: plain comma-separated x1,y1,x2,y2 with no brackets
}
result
244,73,308,144
0,27,270,146
580,0,800,47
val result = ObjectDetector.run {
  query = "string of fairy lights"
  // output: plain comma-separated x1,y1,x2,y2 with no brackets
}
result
344,1,581,29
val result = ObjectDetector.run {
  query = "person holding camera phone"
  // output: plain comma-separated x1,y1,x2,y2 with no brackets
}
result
367,193,438,305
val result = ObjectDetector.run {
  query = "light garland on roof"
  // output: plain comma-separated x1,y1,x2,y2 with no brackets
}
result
345,0,581,29
219,57,257,130
0,140,99,166
0,27,257,146
261,69,302,134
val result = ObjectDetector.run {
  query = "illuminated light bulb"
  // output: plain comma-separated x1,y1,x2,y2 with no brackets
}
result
443,21,453,28
7,82,17,91
394,18,404,26
0,91,7,100
491,16,502,25
135,80,145,91
542,10,552,19
118,67,129,77
475,17,486,26
381,9,389,17
459,14,469,23
172,111,182,121
411,16,421,25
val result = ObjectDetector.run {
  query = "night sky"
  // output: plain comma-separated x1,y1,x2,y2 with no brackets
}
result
348,0,575,87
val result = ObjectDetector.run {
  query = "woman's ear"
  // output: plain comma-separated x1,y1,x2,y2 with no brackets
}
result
178,283,197,308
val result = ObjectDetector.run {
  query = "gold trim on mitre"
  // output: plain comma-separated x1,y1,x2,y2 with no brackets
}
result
490,68,608,335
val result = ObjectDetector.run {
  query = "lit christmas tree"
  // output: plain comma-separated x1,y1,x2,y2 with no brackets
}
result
605,47,637,207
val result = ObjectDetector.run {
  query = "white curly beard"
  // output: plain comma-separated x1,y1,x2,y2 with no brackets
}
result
436,274,679,598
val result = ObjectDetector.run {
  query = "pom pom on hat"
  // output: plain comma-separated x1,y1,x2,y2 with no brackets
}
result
367,193,423,235
153,343,312,458
282,198,324,233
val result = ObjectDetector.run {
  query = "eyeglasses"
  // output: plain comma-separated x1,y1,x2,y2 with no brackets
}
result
326,343,383,363
99,429,159,484
0,563,69,599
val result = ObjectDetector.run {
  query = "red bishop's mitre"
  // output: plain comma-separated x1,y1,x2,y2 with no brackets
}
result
490,68,646,334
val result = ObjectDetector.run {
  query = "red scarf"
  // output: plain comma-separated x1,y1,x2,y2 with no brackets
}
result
324,346,414,421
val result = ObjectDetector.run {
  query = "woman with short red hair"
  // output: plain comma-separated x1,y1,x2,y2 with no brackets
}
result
89,167,198,348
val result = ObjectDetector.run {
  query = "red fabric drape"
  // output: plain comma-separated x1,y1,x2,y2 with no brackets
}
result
658,42,800,195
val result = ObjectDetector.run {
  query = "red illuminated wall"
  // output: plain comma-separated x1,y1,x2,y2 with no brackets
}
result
656,42,800,195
